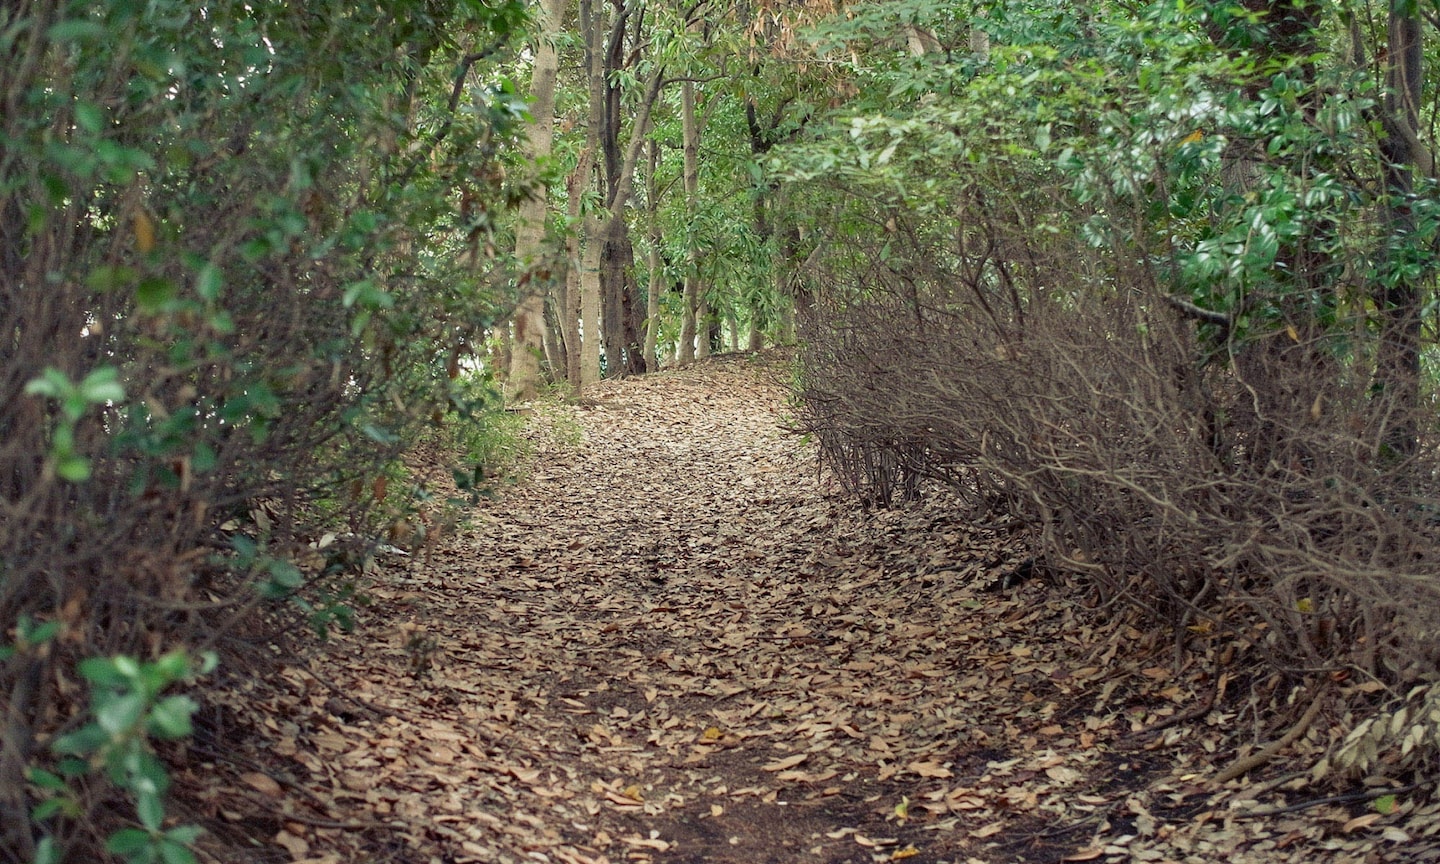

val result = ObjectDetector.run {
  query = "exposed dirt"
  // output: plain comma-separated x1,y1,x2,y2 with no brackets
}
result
187,353,1440,864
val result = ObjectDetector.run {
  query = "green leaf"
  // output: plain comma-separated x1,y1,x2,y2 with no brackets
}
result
47,20,107,42
53,724,108,757
32,797,65,821
79,367,125,404
75,102,105,135
18,617,61,646
1373,794,1397,814
360,423,398,444
166,825,202,846
261,559,304,598
137,789,165,831
148,695,197,739
34,837,60,864
96,692,147,736
26,768,68,791
23,368,69,399
78,657,127,687
195,264,222,302
159,836,199,864
136,277,178,312
86,265,139,292
105,828,154,857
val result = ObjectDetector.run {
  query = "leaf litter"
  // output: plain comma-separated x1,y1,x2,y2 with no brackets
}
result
191,353,1440,864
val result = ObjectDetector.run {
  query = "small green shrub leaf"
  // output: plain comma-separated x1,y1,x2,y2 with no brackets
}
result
96,692,147,735
105,828,153,856
148,695,197,739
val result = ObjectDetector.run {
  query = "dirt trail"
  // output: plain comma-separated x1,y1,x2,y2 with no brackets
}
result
200,355,1439,864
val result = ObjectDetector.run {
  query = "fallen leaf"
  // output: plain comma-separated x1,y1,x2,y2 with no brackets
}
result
761,752,808,772
242,772,283,797
906,760,953,779
1344,812,1384,833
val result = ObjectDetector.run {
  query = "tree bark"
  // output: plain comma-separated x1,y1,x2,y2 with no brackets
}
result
678,80,702,364
1374,3,1429,456
508,0,571,400
577,0,606,387
598,62,665,376
563,148,590,391
645,138,663,368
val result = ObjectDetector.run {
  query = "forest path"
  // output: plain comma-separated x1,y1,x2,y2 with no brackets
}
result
207,354,1418,864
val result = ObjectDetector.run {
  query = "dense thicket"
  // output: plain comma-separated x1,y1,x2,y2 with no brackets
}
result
0,2,522,859
782,0,1440,779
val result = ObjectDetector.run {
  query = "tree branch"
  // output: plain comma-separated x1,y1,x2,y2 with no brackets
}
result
1165,295,1231,329
393,41,509,189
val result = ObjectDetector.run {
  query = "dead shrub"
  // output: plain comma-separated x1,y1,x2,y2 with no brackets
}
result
796,196,1440,779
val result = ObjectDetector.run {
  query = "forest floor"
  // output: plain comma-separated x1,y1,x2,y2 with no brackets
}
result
189,353,1440,864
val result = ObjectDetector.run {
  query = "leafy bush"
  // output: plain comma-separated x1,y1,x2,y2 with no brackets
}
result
781,0,1440,777
0,1,525,858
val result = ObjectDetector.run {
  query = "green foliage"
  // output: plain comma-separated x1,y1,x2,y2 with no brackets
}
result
23,367,127,482
3,0,530,857
28,649,215,864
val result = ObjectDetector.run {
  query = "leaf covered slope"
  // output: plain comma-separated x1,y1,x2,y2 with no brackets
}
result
203,356,1439,864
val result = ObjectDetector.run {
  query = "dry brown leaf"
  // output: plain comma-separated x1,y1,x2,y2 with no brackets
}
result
274,829,309,859
906,760,953,778
241,772,284,797
1045,765,1083,785
761,752,808,772
1343,812,1384,833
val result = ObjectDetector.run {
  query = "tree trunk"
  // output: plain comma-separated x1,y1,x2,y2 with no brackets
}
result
542,292,566,376
645,138,663,369
678,80,701,365
563,148,590,391
508,0,570,400
597,62,665,376
1374,4,1429,456
578,0,605,387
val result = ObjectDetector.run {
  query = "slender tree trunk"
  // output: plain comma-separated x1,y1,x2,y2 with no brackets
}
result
580,212,604,385
543,291,565,376
645,138,663,368
598,63,665,376
578,0,605,386
1375,4,1430,456
678,80,701,365
508,0,570,400
563,148,590,391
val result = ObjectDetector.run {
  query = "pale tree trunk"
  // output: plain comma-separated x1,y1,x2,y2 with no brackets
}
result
563,147,590,391
578,0,605,386
542,296,565,375
969,15,989,62
678,80,701,365
903,24,941,56
508,0,570,401
645,138,663,369
580,212,604,386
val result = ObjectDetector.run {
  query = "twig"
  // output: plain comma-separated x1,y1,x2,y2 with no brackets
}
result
241,794,401,831
1121,673,1224,750
1212,689,1325,785
310,671,406,722
1228,782,1426,819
